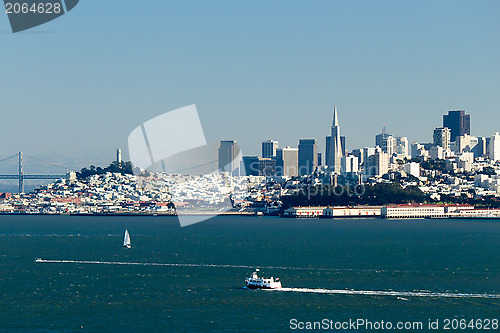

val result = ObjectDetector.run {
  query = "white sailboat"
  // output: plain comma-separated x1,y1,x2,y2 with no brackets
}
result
123,229,131,248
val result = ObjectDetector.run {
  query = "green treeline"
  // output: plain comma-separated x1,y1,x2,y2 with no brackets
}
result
77,161,135,179
281,183,426,208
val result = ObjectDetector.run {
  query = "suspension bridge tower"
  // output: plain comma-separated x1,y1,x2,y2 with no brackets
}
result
18,152,23,193
0,152,69,193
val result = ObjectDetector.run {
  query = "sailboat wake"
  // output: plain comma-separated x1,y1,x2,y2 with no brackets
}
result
270,287,500,299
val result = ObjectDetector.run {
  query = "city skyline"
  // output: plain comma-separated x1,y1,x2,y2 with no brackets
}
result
235,107,494,160
0,105,497,177
210,106,500,187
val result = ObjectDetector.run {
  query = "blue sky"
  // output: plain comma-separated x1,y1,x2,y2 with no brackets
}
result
1,0,499,168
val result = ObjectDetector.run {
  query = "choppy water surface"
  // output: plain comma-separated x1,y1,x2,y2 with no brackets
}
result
0,215,498,332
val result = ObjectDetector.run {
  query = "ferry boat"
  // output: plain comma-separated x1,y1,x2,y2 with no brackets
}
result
245,269,282,289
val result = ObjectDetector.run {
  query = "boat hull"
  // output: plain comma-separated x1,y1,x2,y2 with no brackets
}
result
246,282,282,289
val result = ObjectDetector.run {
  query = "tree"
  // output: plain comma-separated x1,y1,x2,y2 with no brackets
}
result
480,166,496,176
77,161,135,179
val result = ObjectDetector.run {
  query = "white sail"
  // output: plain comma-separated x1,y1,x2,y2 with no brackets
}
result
123,229,131,248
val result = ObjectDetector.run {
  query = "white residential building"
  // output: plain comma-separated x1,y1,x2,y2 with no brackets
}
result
489,132,500,161
404,162,420,178
430,146,444,160
455,134,479,154
456,152,474,172
395,137,409,160
341,155,359,174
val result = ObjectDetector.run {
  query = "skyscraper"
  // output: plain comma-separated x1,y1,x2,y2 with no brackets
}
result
241,156,259,176
218,140,241,175
257,158,277,176
443,110,470,142
375,126,390,148
325,106,343,174
473,137,488,158
363,147,388,178
433,127,451,150
276,147,299,177
261,140,278,158
352,148,364,166
375,127,397,156
298,139,318,176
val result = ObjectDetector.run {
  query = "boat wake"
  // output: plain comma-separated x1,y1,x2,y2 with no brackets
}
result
33,259,393,272
34,259,499,299
34,259,497,275
270,287,500,299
